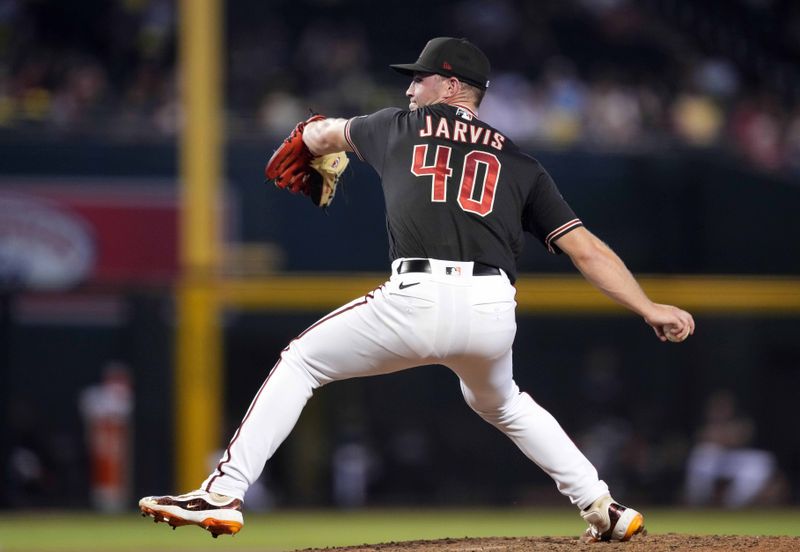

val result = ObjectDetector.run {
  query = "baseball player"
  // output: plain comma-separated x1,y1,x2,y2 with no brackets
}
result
140,37,694,542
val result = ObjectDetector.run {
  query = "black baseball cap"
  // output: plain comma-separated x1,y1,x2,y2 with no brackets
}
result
390,37,491,90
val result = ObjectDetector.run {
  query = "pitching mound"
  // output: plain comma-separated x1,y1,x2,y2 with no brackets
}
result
301,534,800,551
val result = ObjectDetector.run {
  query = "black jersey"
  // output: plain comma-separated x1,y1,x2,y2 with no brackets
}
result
345,103,582,283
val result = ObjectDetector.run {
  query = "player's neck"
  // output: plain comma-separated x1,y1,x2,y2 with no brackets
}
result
441,96,479,117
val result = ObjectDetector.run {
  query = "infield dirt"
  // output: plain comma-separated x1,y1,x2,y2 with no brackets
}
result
301,534,800,551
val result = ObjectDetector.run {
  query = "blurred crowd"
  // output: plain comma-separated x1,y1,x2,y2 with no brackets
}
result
1,0,799,175
0,0,177,137
574,346,788,508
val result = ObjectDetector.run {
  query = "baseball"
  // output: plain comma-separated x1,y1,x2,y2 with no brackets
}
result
665,328,687,342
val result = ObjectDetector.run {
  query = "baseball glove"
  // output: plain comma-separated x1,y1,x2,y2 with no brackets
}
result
307,151,349,208
264,114,348,208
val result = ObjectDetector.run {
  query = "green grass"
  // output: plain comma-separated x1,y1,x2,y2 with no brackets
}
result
0,508,798,552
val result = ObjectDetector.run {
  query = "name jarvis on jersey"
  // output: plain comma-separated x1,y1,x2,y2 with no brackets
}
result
419,115,506,151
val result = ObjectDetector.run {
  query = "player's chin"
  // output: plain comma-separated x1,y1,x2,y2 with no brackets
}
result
409,102,418,111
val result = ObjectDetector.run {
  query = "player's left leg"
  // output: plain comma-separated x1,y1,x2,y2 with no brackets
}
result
199,283,440,501
138,490,243,538
141,281,439,536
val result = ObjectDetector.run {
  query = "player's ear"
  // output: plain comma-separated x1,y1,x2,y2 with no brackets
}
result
446,77,461,97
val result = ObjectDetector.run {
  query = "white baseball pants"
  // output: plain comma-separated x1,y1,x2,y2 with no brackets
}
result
203,258,609,509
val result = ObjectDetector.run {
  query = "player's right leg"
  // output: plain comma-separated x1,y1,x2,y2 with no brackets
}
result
453,350,610,508
454,353,645,541
580,494,645,542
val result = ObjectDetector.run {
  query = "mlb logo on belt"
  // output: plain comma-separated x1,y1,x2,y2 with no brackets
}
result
446,266,462,276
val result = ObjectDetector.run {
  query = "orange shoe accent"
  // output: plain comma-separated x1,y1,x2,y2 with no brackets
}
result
621,513,645,541
202,518,243,536
139,506,242,537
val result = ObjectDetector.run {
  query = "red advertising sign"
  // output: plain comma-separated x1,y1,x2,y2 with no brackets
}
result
0,178,179,288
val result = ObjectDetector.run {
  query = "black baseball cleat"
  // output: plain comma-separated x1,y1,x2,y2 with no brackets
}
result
580,494,646,542
139,490,244,538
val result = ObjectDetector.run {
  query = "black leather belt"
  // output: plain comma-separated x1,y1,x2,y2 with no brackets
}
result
397,259,500,276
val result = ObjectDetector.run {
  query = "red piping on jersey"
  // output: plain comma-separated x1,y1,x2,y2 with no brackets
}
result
545,218,583,253
344,118,365,162
205,285,384,493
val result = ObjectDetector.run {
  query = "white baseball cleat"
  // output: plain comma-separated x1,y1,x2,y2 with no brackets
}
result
139,490,243,538
580,494,646,542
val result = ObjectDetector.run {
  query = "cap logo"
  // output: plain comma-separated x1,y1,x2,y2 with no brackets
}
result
442,61,452,70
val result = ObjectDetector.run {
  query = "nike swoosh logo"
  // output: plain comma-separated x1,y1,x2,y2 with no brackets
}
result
398,281,420,290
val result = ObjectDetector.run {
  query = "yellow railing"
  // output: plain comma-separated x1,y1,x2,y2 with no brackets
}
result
217,274,800,314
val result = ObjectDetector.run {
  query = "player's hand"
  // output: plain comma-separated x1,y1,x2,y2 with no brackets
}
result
643,303,695,342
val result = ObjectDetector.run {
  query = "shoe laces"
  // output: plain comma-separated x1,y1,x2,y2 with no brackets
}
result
581,495,613,534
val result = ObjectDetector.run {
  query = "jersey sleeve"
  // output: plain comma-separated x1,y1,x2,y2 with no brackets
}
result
344,107,402,170
522,169,583,254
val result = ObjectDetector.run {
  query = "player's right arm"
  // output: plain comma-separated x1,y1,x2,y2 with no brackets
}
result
555,226,695,342
303,118,352,156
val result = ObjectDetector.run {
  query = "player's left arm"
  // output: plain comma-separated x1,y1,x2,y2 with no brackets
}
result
303,118,353,156
555,226,695,342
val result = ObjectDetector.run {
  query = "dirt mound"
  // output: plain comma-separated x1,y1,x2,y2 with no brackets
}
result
300,534,800,551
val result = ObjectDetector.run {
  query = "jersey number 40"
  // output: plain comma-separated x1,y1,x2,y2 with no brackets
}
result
411,144,501,217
